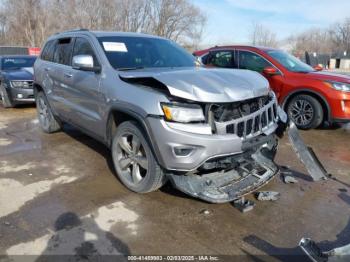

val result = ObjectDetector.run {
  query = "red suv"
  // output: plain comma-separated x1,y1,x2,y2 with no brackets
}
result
194,46,350,129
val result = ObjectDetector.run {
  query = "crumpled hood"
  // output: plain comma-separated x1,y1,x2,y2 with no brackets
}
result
2,68,34,81
119,67,269,102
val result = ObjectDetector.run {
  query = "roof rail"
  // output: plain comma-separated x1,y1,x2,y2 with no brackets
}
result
55,28,89,35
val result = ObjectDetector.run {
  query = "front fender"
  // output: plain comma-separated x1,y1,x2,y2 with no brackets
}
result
105,102,167,169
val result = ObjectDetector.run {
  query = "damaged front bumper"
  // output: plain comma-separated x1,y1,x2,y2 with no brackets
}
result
168,135,279,203
165,108,327,203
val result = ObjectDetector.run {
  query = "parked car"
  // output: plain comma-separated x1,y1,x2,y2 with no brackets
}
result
194,46,350,129
33,30,324,203
0,55,36,108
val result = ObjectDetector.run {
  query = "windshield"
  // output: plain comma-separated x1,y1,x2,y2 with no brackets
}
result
266,50,315,73
1,57,36,70
97,36,195,70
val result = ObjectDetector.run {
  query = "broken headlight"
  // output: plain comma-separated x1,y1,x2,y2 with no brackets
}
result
325,81,350,92
161,103,205,123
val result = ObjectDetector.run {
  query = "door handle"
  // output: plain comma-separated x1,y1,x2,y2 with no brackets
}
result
64,73,73,78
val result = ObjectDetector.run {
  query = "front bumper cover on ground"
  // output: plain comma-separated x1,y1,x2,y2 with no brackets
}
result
288,122,328,181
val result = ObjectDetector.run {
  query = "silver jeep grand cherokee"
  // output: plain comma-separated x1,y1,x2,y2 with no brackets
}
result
34,30,326,203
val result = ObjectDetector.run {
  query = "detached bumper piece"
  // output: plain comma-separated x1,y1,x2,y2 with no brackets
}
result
168,138,278,204
299,238,350,262
288,122,328,181
233,197,255,213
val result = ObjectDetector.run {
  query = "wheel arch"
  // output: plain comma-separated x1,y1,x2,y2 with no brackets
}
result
281,89,331,122
106,104,165,169
33,82,44,97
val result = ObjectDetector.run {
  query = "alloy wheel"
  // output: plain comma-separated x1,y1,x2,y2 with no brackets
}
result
290,99,314,126
115,132,148,185
37,95,50,129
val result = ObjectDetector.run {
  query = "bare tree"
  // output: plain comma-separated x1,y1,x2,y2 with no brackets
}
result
329,18,350,52
0,0,206,49
1,0,48,46
288,28,333,54
149,0,206,44
284,17,350,55
248,22,278,48
115,0,152,32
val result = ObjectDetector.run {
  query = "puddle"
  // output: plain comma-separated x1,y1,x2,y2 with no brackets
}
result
0,141,41,156
0,119,42,156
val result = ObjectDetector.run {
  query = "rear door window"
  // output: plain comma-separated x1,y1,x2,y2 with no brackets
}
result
40,41,50,60
238,51,271,73
53,38,74,66
41,40,56,62
207,51,235,68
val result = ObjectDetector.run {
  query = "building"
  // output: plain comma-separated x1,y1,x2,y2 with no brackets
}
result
329,51,350,70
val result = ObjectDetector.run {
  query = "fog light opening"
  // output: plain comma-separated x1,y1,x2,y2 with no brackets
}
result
17,94,23,99
174,147,193,157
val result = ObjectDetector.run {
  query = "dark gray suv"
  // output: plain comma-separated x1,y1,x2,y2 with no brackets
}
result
34,29,325,203
0,55,36,107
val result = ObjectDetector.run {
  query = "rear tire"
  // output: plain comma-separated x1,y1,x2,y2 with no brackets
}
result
287,94,323,129
36,91,62,133
0,84,14,108
112,121,165,193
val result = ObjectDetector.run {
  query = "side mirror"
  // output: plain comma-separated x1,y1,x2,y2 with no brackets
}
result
313,64,323,71
72,55,100,73
263,66,280,76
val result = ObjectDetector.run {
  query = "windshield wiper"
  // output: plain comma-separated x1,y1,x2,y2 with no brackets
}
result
117,66,145,71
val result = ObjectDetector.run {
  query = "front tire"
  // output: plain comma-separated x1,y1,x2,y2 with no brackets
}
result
112,121,165,193
0,84,14,108
287,95,323,129
36,91,62,133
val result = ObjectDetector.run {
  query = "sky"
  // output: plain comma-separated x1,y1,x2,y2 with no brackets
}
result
193,0,350,47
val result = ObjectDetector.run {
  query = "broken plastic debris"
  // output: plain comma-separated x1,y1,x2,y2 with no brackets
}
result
283,175,298,184
233,197,255,213
299,238,327,262
300,237,350,260
255,191,280,201
288,122,328,181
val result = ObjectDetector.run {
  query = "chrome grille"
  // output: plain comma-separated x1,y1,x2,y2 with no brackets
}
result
215,96,278,139
23,81,33,89
10,80,33,89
